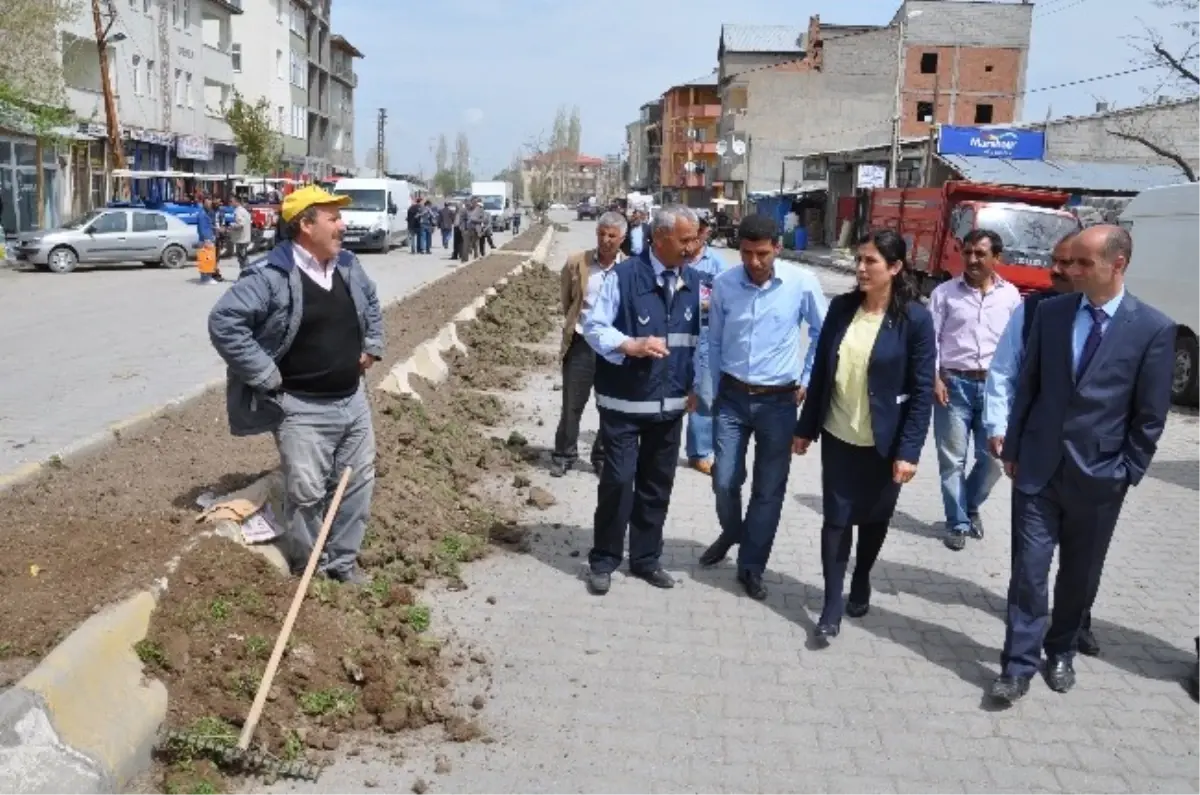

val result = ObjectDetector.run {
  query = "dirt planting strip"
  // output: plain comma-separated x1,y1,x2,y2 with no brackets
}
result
144,261,562,793
0,226,547,676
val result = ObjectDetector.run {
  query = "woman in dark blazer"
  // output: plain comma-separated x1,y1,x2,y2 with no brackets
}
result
793,229,936,643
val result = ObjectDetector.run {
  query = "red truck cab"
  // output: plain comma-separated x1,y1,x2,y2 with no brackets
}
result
869,181,1082,294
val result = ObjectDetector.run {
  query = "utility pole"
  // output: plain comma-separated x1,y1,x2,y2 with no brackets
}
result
92,0,127,172
375,108,386,175
888,12,907,188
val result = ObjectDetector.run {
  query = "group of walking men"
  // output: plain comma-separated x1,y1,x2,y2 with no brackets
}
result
550,204,1185,703
408,195,507,261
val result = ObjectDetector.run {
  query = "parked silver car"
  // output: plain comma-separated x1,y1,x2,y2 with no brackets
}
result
13,208,199,274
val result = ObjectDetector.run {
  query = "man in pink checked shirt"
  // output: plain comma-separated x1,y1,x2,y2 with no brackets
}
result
928,229,1022,551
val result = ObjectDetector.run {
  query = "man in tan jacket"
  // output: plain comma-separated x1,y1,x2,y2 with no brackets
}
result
551,211,628,477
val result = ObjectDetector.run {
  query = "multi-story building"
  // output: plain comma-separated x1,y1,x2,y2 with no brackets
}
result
520,152,604,204
328,34,362,175
227,0,292,173
60,0,244,188
660,71,720,206
715,1,1032,198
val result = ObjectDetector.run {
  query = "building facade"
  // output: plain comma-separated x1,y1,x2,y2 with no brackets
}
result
227,0,292,173
660,71,720,206
328,34,362,174
715,1,1032,198
521,152,604,204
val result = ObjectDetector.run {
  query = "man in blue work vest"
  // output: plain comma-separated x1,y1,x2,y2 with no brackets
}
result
581,205,703,595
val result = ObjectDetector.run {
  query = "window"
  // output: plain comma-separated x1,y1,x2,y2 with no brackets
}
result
231,43,242,72
90,212,128,234
289,1,306,36
171,0,180,27
278,105,286,132
185,72,193,107
147,60,156,98
276,49,283,79
290,51,306,88
919,52,938,74
132,212,167,232
174,69,183,105
131,55,142,95
974,103,994,123
984,64,994,72
916,101,934,123
276,0,283,22
181,0,190,28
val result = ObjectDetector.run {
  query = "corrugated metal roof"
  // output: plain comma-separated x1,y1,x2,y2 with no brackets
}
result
938,154,1188,194
720,24,804,53
681,69,718,87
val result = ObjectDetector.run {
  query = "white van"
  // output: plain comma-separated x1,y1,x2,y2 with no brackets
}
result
1119,181,1200,406
331,178,412,253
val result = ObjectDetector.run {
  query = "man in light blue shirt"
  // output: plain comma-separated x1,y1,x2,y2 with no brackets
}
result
684,215,732,473
697,214,828,600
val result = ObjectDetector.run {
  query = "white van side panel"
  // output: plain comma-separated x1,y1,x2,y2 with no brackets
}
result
1120,182,1200,333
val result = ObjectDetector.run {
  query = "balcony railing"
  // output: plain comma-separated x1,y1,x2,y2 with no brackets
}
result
681,104,721,119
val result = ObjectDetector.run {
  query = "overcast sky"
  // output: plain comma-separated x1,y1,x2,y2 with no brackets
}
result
334,0,1196,178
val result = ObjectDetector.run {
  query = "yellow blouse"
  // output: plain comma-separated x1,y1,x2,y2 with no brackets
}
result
824,308,884,447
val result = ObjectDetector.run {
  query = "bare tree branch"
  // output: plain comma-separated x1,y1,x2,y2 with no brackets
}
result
1152,41,1200,84
1106,128,1197,181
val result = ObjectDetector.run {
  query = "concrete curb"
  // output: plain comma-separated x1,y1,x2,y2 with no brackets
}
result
0,224,557,793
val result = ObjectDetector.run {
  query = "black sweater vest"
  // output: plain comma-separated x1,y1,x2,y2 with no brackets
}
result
278,269,363,398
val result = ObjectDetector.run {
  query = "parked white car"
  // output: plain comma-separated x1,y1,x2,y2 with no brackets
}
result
12,208,200,274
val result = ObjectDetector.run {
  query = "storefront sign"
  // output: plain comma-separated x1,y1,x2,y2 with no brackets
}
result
126,127,175,147
855,164,887,189
178,46,195,59
937,126,1045,160
175,134,212,161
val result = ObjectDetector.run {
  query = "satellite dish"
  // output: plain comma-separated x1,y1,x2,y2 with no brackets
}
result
731,139,746,156
684,160,696,172
715,140,728,156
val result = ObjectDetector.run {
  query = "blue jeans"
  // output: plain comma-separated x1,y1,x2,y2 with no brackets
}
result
273,385,376,577
712,385,798,574
934,373,1001,534
409,227,419,253
440,228,451,248
512,218,521,234
686,349,714,461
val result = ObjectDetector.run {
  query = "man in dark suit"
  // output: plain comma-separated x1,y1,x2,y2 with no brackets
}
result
991,224,1175,704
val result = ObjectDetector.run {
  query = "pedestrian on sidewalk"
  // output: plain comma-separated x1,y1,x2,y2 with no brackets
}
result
451,202,465,261
621,209,650,257
231,195,253,269
419,199,436,254
207,185,384,585
990,225,1174,705
983,231,1107,658
407,196,422,254
698,214,827,600
581,205,702,595
196,198,224,284
549,211,626,478
459,199,476,263
928,229,1021,551
683,215,733,475
511,203,522,235
467,197,488,260
439,201,455,249
793,229,935,644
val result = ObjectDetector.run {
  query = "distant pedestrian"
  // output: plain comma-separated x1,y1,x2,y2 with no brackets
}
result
231,196,253,269
465,198,487,261
511,203,522,235
406,196,422,254
439,201,455,249
196,198,223,285
455,201,469,262
621,209,651,257
928,228,1021,551
207,185,383,585
419,200,436,254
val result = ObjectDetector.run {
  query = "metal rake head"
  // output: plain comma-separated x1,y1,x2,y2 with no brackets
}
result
159,730,321,781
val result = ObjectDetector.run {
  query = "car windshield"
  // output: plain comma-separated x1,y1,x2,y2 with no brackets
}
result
975,205,1081,264
60,211,101,230
481,196,503,211
333,189,387,212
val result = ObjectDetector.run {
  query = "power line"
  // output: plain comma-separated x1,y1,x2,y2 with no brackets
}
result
1033,0,1092,17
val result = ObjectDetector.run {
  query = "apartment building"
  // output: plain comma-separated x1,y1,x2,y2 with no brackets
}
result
329,34,362,174
61,0,244,181
226,0,292,172
660,71,720,205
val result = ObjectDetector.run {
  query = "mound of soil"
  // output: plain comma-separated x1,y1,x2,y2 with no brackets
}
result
0,225,548,669
146,256,556,791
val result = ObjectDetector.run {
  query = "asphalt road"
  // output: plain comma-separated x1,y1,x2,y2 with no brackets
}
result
0,226,524,478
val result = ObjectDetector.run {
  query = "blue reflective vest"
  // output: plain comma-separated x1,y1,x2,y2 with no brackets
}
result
594,252,701,420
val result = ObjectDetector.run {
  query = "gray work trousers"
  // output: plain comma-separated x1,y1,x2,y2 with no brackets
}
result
273,384,376,577
462,230,478,263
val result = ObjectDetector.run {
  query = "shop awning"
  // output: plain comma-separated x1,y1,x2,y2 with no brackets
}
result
938,154,1187,194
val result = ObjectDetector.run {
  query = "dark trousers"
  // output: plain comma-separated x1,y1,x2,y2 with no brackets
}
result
1002,463,1125,679
711,385,798,574
819,521,889,625
552,334,603,468
235,242,250,269
452,228,463,259
589,409,683,575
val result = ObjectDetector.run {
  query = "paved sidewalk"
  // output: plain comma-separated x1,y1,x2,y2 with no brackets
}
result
277,233,1199,794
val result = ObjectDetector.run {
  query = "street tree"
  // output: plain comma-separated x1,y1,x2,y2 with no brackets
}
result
1108,0,1199,180
435,134,449,174
0,0,81,137
453,132,471,189
567,106,582,155
222,91,282,176
432,169,457,195
522,131,554,205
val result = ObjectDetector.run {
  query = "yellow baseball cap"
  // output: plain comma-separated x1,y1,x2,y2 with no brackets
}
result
280,184,351,222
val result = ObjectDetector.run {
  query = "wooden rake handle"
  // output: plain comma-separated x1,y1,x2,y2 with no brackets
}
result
237,466,353,751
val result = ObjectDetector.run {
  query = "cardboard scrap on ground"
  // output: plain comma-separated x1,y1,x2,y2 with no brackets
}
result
194,473,283,544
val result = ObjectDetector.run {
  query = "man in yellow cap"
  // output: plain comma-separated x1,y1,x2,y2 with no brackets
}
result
208,185,384,585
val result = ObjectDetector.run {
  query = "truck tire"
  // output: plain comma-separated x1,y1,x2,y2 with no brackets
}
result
1173,330,1199,407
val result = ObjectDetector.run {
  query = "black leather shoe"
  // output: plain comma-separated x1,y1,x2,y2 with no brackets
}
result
846,580,871,618
813,622,840,644
1076,628,1100,657
737,570,767,600
846,599,870,618
1045,657,1076,693
632,567,675,589
988,675,1031,705
699,537,734,567
968,513,985,540
587,571,611,595
549,460,570,478
943,529,967,551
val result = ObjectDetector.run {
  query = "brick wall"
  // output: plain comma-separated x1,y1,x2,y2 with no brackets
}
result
900,44,1022,136
1043,100,1200,173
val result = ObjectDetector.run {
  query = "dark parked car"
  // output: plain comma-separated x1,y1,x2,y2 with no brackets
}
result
577,202,599,221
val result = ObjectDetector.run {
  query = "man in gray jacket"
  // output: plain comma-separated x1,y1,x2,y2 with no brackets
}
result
208,185,384,584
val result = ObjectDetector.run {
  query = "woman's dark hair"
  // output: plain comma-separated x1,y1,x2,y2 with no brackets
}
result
855,228,921,318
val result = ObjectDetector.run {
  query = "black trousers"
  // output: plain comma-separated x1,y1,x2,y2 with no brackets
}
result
589,409,683,575
452,227,462,259
819,521,889,625
552,334,603,467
